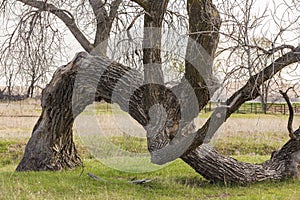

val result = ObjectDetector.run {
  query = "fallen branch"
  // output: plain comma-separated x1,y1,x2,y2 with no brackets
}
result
87,172,104,181
129,178,152,184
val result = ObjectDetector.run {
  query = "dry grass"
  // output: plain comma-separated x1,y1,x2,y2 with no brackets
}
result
1,100,299,144
196,114,299,135
195,114,300,155
0,98,41,116
0,99,41,139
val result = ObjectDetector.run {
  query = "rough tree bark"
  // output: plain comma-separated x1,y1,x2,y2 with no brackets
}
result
16,55,86,171
182,0,221,124
17,48,300,184
16,0,300,184
142,0,168,84
16,0,121,170
135,0,175,153
182,140,300,184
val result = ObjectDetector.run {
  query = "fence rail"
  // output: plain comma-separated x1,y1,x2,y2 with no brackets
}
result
203,102,300,115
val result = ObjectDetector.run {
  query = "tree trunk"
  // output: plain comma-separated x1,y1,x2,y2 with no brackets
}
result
17,52,300,183
26,80,35,98
142,0,168,84
182,141,300,184
185,0,221,113
15,0,300,183
16,54,87,171
141,0,174,154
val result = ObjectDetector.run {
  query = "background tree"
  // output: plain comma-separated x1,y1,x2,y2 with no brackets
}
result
0,0,123,98
214,0,300,109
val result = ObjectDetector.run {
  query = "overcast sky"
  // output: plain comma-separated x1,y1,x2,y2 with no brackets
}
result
0,0,299,87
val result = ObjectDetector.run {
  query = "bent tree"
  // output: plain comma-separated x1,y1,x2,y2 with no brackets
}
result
3,0,299,184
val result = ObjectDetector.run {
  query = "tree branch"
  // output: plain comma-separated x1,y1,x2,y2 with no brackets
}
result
130,0,149,10
88,0,108,21
88,0,121,52
17,0,93,52
109,0,122,20
184,0,221,116
185,45,300,153
280,88,297,139
246,44,296,55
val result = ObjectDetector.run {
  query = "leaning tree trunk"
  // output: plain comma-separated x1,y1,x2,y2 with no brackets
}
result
16,55,87,171
182,141,300,184
16,0,300,183
16,51,300,184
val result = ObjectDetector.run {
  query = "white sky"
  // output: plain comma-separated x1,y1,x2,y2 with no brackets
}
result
0,0,299,86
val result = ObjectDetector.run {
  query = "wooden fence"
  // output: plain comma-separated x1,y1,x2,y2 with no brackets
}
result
203,102,300,115
90,102,300,115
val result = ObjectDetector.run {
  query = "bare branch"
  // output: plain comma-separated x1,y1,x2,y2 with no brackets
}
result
17,0,93,52
88,0,108,20
128,11,143,28
130,0,149,10
109,0,122,20
247,44,296,55
279,88,296,139
186,45,300,153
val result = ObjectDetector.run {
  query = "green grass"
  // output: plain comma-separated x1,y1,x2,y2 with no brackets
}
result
1,105,300,199
1,158,300,199
212,132,288,155
1,136,300,199
109,135,148,153
0,140,25,166
85,134,283,156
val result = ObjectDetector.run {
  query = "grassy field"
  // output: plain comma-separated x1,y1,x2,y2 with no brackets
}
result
0,100,300,199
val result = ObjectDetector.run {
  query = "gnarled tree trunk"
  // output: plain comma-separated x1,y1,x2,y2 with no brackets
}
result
16,55,85,171
182,141,300,184
16,0,300,184
16,50,300,184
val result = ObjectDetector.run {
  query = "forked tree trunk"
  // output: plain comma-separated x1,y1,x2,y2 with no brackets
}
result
16,52,300,184
16,0,300,183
